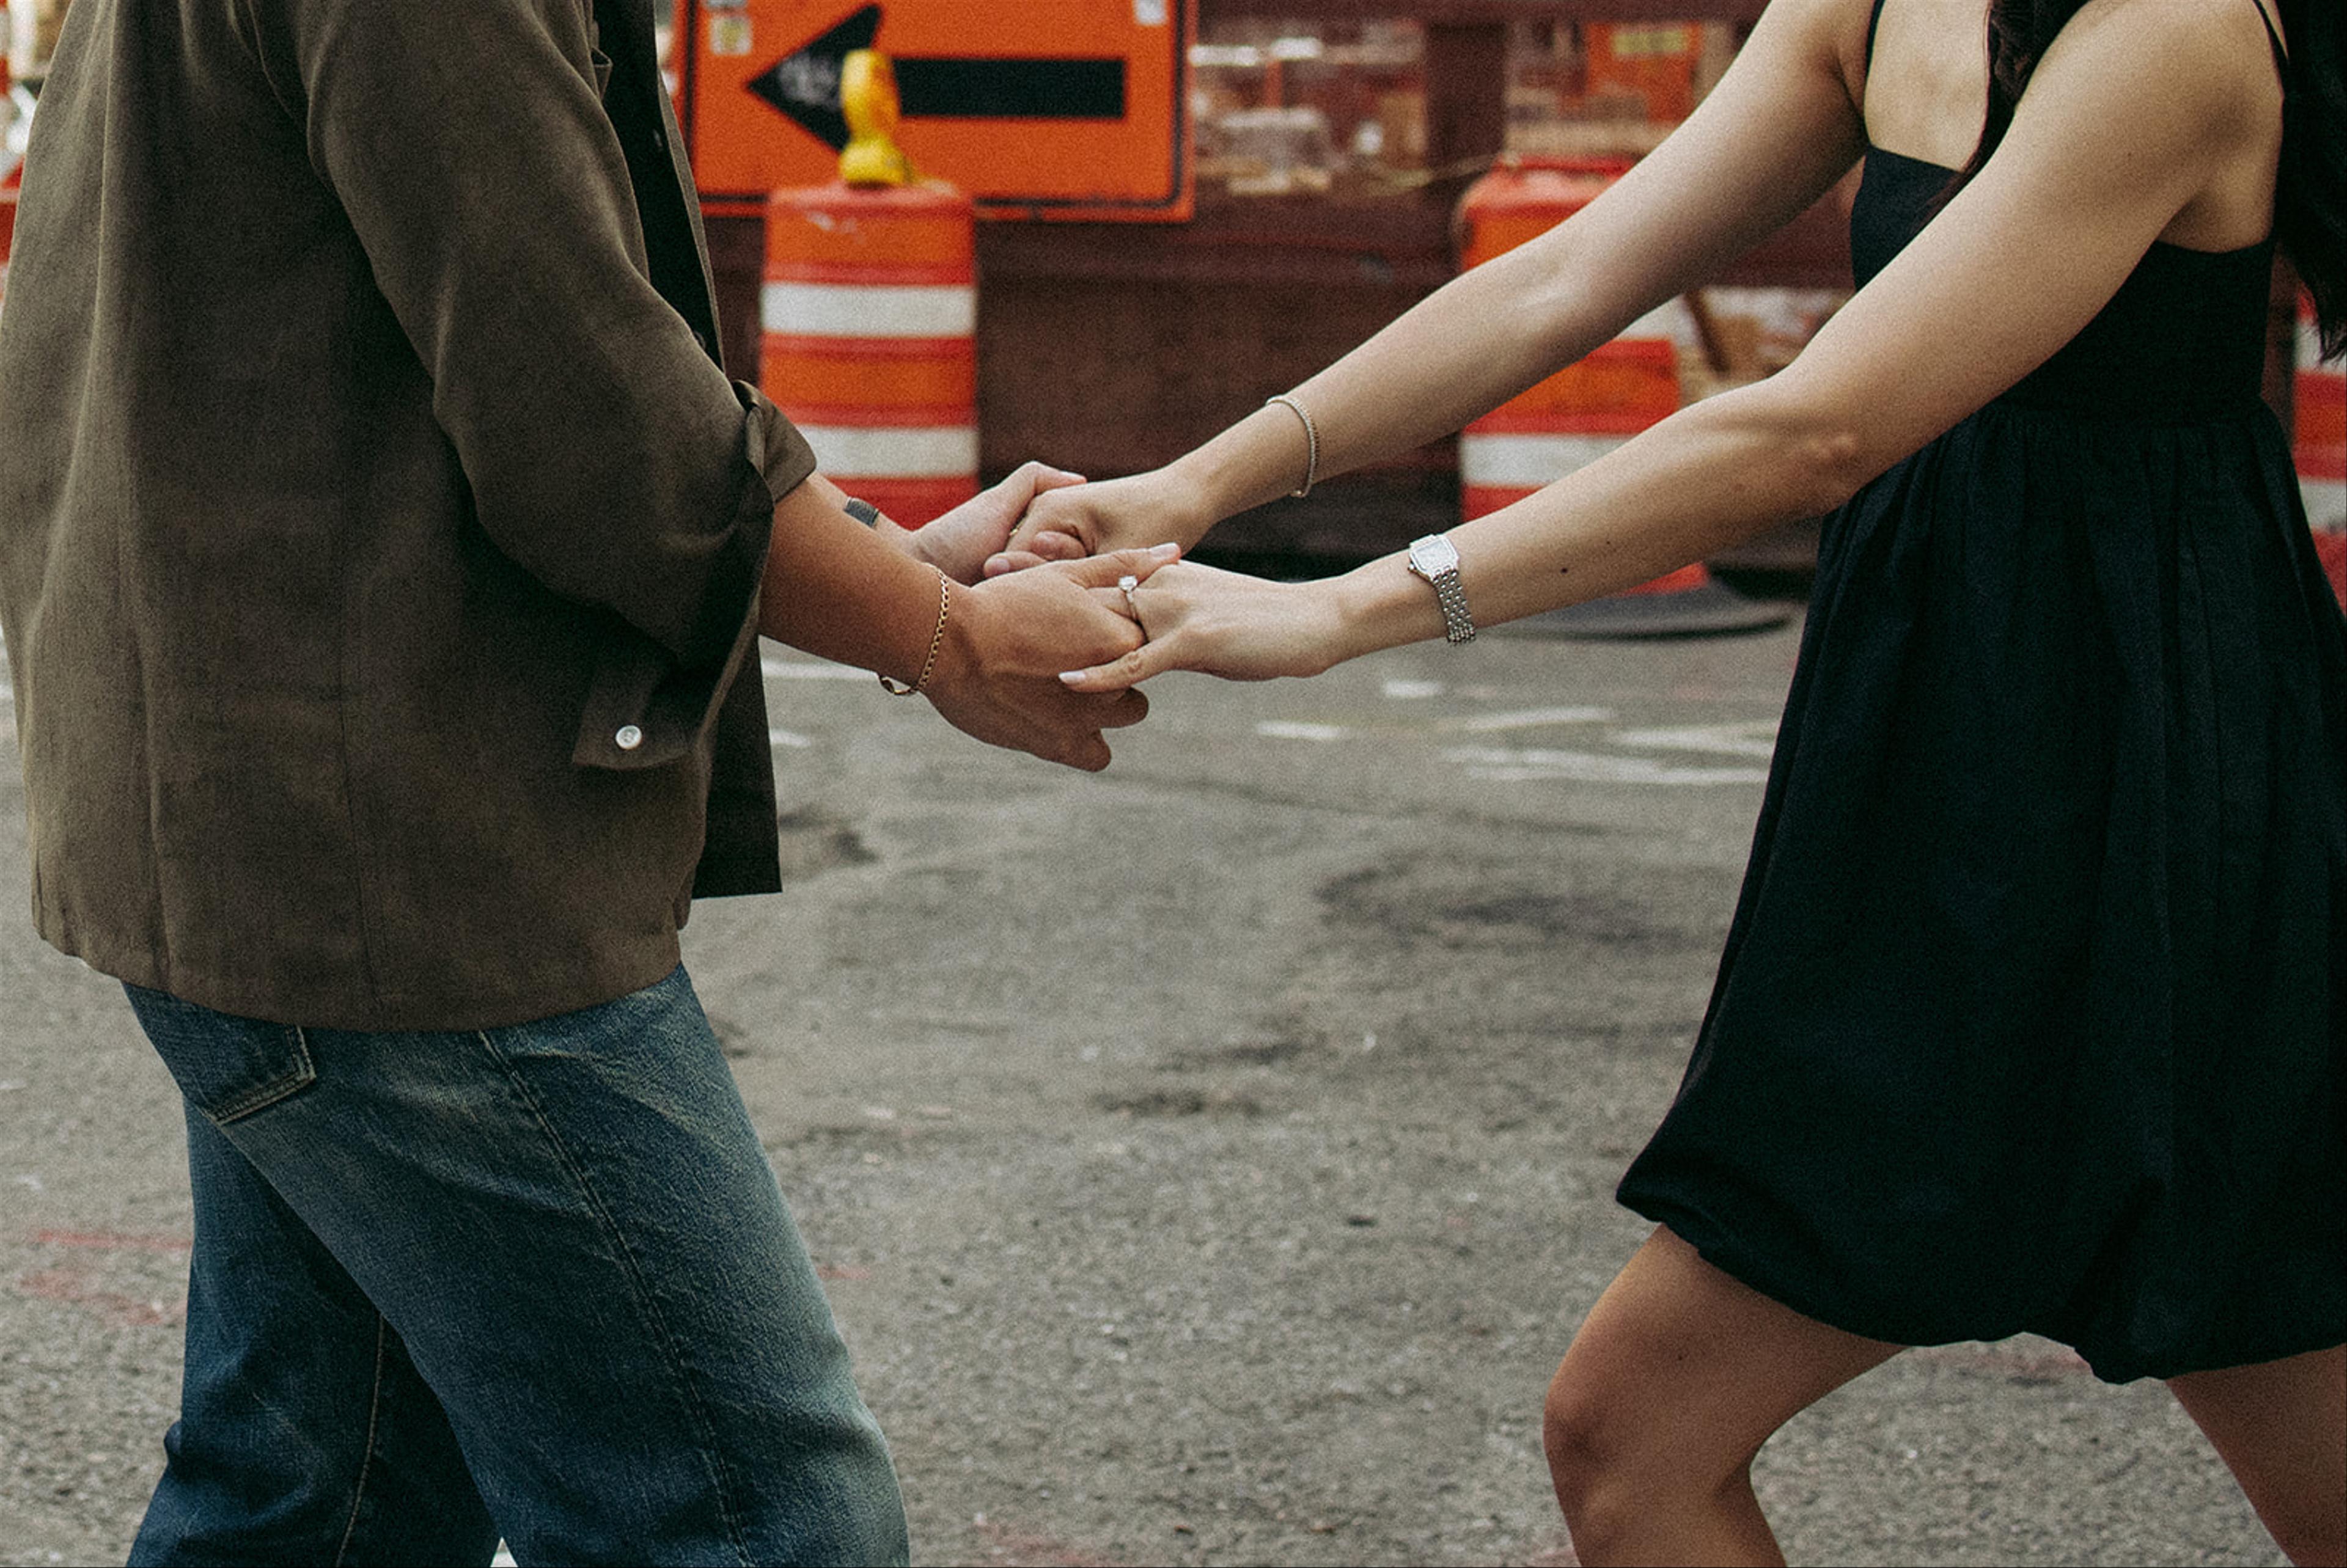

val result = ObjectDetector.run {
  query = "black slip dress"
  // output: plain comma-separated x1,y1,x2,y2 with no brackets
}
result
1615,0,2347,1383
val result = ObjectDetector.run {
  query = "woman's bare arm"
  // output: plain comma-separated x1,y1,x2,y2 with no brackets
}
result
1060,0,2285,687
1001,0,1875,562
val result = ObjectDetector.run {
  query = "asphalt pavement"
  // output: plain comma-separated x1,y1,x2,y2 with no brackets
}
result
0,604,2290,1567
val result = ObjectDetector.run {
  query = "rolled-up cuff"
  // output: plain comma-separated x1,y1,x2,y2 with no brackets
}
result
744,381,820,505
570,381,807,772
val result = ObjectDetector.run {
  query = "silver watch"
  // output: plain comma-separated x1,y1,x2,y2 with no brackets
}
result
1406,533,1476,644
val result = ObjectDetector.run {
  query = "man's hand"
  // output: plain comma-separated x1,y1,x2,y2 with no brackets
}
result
923,546,1179,771
903,461,1088,584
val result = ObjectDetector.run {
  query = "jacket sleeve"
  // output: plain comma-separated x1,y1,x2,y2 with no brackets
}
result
252,0,815,768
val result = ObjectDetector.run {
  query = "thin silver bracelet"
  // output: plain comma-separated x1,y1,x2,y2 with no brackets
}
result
1265,394,1319,499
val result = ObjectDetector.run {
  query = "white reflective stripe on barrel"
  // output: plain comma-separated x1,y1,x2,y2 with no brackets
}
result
1459,432,1625,490
796,424,980,478
2302,477,2345,534
1625,299,1699,347
762,282,975,340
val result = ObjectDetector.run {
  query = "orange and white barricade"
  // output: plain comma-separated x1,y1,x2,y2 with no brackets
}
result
0,180,16,317
761,180,979,526
2297,291,2345,607
1456,156,1777,634
0,166,18,314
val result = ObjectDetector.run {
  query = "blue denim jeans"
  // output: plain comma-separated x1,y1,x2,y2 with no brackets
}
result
122,967,908,1567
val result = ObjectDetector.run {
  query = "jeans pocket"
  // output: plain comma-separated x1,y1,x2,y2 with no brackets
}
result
123,985,318,1125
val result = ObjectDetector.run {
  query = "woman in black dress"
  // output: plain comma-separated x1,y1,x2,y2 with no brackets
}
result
1001,0,2346,1561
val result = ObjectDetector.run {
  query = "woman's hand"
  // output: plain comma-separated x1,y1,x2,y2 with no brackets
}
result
1056,561,1350,692
905,461,1087,584
982,471,1205,577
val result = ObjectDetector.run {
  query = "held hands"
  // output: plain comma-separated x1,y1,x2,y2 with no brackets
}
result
981,472,1202,579
1056,560,1347,693
976,471,1348,693
908,461,1089,584
923,544,1183,771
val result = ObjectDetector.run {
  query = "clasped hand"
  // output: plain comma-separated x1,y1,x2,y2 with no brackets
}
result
980,471,1343,695
904,463,1178,771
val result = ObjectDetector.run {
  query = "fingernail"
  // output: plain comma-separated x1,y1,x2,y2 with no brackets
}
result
1149,541,1179,559
1059,671,1085,685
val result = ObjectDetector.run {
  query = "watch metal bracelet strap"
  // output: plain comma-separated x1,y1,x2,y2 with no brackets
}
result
842,497,883,527
1406,532,1477,644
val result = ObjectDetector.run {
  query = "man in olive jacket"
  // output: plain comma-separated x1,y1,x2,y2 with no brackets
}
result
0,0,1162,1559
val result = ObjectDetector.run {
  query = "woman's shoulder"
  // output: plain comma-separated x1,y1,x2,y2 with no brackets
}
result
2048,0,2285,93
2019,0,2282,161
2035,0,2287,229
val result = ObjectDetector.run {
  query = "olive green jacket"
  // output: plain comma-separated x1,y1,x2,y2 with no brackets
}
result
0,0,814,1030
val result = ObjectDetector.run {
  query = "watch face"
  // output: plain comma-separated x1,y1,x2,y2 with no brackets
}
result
1410,533,1461,576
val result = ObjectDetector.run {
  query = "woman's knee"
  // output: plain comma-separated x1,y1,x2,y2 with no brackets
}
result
1542,1350,1685,1520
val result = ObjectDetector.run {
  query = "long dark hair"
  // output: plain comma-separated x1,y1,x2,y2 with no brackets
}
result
1947,0,2346,358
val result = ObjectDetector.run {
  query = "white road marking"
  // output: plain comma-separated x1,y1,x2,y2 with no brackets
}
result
768,729,813,749
1255,720,1351,742
1445,745,1768,786
762,657,869,681
1381,679,1445,700
1447,705,1614,732
1610,721,1778,758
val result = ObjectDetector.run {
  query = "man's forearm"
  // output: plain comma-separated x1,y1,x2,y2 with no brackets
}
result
792,471,930,559
755,478,944,688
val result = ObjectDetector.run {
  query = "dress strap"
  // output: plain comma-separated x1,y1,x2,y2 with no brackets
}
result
1864,0,1892,72
2249,0,2290,83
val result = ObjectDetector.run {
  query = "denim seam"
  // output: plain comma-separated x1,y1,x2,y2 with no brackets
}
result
206,1026,318,1124
333,1316,389,1568
469,1028,755,1567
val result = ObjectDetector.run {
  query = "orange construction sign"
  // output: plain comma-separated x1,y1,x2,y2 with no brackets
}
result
678,1,1192,221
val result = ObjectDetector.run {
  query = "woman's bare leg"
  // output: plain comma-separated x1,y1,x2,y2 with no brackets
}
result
1544,1225,1903,1566
2168,1344,2346,1567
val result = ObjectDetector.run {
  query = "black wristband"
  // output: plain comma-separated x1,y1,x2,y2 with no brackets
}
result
842,497,882,528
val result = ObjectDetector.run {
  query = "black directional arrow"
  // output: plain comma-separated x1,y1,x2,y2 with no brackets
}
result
744,4,881,154
744,3,1126,154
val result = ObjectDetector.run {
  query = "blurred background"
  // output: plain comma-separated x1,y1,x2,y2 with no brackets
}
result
3,0,2328,601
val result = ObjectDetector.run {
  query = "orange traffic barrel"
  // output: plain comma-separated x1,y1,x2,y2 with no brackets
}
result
0,183,15,318
2297,291,2345,608
1456,156,1782,636
761,179,979,525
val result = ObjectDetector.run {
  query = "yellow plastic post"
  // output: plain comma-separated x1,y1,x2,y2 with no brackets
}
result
838,50,916,189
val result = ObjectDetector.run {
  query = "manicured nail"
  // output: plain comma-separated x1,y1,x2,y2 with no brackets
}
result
1059,671,1086,684
1149,541,1179,559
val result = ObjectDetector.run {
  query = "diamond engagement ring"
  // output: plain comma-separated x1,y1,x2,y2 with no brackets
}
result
1116,573,1148,643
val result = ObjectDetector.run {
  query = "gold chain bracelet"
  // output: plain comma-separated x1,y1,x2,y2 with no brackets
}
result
879,573,950,696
